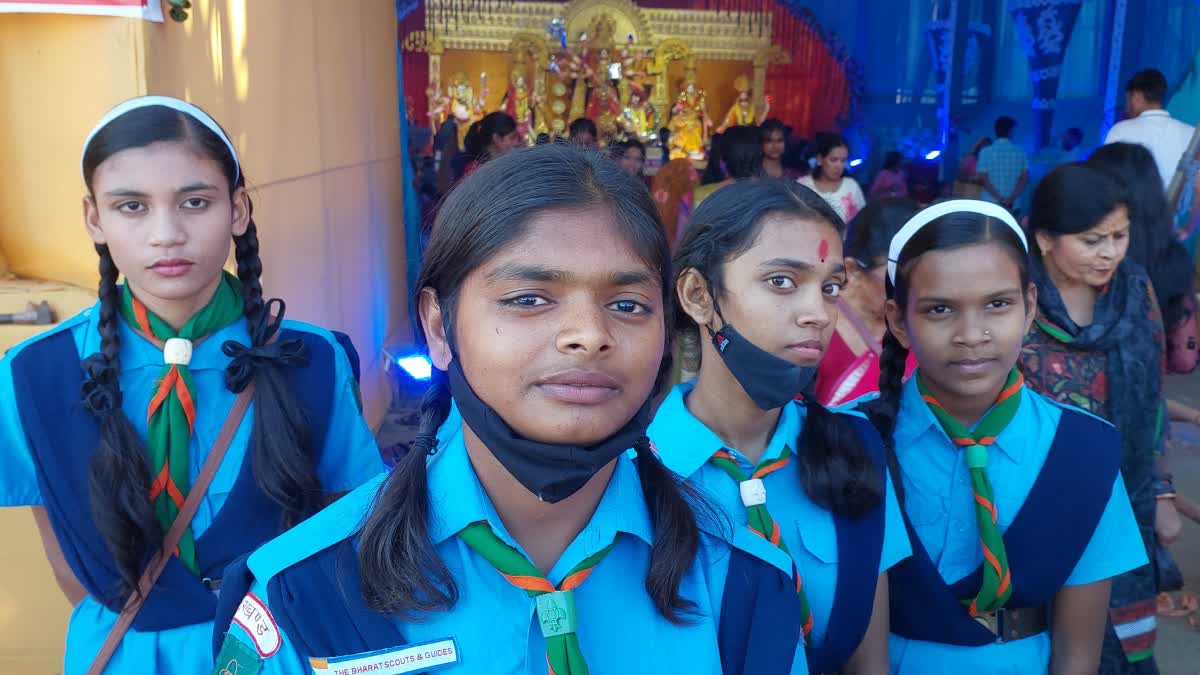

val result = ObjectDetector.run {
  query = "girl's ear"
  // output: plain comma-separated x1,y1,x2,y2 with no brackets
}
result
230,186,251,237
83,196,106,245
1022,282,1039,333
884,298,911,350
676,268,716,329
419,287,452,371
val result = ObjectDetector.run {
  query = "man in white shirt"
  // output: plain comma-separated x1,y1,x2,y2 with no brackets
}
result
1105,69,1196,190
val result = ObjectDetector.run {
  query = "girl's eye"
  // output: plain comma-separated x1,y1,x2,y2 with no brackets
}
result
181,197,209,209
609,299,649,314
822,282,843,297
767,276,795,289
117,201,145,213
504,295,549,308
988,299,1012,310
926,304,952,316
1084,238,1101,246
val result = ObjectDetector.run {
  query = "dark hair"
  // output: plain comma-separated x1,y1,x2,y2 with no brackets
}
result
1126,68,1168,105
464,112,517,162
882,151,904,172
811,132,849,178
674,179,883,516
619,138,646,156
658,127,671,148
1028,163,1127,258
868,207,1031,501
1087,144,1193,325
1064,127,1083,145
358,144,708,622
760,118,787,142
700,132,726,185
994,116,1016,138
80,105,322,602
535,132,552,145
721,125,765,180
569,117,598,140
844,197,921,267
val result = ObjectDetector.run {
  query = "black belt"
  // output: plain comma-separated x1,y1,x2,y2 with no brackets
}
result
202,577,222,592
974,606,1048,643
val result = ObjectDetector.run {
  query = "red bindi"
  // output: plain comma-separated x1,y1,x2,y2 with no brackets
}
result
818,239,830,262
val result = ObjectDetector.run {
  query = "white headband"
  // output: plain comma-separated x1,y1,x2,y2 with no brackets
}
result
81,96,239,182
887,199,1028,284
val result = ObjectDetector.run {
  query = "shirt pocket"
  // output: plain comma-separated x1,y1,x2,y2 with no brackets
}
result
793,516,839,565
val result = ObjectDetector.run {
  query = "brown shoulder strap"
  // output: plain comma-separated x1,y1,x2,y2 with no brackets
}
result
87,383,255,675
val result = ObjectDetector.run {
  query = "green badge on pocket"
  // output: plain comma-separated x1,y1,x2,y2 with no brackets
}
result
214,632,264,675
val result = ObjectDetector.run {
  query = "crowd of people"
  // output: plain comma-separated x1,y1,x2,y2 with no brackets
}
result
1,66,1198,675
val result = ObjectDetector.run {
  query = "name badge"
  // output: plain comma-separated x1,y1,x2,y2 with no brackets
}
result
310,638,460,674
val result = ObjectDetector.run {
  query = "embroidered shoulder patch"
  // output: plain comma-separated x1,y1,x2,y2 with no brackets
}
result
232,592,282,657
309,638,460,674
215,631,264,675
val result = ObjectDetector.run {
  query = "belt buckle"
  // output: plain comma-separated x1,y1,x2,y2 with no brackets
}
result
974,608,1007,644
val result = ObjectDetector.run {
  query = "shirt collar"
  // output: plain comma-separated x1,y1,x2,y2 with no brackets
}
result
1139,109,1170,119
425,420,654,550
893,373,1032,463
649,382,801,477
82,298,252,372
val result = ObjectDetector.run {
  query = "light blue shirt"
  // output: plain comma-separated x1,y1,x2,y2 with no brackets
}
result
976,138,1029,204
221,421,808,674
648,383,911,648
0,303,384,675
887,375,1147,675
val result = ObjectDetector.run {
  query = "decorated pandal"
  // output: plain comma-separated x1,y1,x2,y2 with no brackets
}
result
400,0,829,167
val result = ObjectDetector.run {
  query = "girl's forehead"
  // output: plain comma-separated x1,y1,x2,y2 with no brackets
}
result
92,140,227,190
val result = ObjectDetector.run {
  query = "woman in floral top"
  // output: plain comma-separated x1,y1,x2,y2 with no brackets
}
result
1020,164,1173,675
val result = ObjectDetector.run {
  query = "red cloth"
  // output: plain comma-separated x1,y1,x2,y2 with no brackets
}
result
814,330,918,407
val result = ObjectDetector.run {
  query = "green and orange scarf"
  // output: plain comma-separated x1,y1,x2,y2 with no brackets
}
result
917,368,1024,616
459,520,615,675
118,272,244,574
709,445,815,637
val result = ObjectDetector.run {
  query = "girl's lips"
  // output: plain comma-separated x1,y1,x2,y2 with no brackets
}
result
150,259,194,278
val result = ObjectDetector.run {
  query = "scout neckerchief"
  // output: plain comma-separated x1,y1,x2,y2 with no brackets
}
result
118,272,244,575
458,520,616,675
916,368,1023,616
709,445,814,636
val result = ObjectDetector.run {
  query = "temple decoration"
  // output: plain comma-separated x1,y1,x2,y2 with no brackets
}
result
446,71,488,147
668,67,710,160
401,0,857,150
718,75,766,131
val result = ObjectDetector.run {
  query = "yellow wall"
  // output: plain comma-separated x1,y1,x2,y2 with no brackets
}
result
0,2,406,670
0,15,146,289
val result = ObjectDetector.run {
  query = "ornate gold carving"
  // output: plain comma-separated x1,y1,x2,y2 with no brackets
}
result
424,0,771,60
403,30,444,55
751,46,789,112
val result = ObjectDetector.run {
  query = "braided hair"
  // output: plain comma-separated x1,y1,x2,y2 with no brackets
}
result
80,104,321,602
358,143,711,622
867,208,1031,502
673,178,883,517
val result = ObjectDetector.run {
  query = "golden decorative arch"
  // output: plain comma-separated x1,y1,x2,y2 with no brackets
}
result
562,0,652,48
509,32,550,102
650,38,692,112
404,31,446,94
751,45,790,113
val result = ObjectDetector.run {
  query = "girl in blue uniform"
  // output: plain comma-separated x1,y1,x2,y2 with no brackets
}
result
864,200,1147,674
0,97,383,674
648,179,911,674
211,144,807,675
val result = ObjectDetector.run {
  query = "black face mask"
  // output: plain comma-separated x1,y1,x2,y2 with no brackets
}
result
709,323,817,410
446,356,651,503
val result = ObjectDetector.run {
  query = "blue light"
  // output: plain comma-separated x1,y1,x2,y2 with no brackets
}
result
924,150,942,161
397,355,432,381
848,158,863,168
